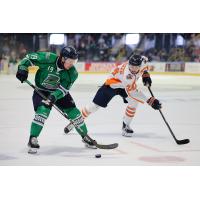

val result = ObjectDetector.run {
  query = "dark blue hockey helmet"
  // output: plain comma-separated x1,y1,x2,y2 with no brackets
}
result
60,46,78,60
128,54,143,66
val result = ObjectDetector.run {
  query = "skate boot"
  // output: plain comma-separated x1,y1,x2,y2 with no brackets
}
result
82,135,97,149
64,123,74,134
28,136,40,154
122,122,134,137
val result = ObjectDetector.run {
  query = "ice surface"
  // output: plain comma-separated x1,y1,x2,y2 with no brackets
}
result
0,74,200,165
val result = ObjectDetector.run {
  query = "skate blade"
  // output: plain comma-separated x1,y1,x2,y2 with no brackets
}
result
28,147,38,154
122,131,133,137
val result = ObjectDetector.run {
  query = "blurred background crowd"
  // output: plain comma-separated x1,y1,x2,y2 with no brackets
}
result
1,33,200,73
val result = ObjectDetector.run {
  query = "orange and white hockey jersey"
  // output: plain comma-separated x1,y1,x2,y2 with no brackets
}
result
105,61,151,104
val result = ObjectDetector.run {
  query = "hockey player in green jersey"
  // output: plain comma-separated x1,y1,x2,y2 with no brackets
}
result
16,46,97,153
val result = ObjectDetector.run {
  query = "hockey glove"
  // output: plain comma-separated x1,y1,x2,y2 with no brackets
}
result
141,56,149,64
41,95,56,108
147,97,162,110
142,71,152,86
16,69,28,83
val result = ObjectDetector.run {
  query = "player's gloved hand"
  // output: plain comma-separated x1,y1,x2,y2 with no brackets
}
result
142,71,152,86
141,56,149,63
16,69,28,83
147,97,162,110
42,95,56,107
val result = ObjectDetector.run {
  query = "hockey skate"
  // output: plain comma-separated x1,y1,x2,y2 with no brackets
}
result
82,135,97,149
122,122,134,137
28,136,40,154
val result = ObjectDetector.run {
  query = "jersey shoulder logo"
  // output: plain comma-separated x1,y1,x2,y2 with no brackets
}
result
29,54,38,59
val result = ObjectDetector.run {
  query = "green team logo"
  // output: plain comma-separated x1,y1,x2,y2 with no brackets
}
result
42,74,60,89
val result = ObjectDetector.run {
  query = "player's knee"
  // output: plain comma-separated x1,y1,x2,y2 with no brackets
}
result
81,103,100,118
36,105,51,118
126,98,139,108
86,103,100,113
64,107,81,120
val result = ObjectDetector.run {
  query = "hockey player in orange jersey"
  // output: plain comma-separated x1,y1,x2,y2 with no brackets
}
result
64,54,162,137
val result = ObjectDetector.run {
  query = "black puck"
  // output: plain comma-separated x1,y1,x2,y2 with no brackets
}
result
95,154,101,158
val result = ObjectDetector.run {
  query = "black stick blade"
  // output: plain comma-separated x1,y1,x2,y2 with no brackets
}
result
176,139,190,145
85,135,119,150
95,143,119,149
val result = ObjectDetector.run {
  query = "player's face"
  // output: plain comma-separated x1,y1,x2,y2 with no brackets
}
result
63,58,78,70
129,64,140,74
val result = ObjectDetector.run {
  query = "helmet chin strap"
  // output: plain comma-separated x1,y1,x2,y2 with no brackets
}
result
57,56,65,69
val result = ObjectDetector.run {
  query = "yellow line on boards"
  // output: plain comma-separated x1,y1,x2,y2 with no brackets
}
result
79,71,200,76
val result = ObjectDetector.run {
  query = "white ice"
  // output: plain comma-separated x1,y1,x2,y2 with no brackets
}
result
0,73,200,165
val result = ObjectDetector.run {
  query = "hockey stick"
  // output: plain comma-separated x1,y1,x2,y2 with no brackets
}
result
25,80,118,149
148,86,190,145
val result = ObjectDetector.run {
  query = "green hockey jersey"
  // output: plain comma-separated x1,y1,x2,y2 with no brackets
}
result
18,52,78,100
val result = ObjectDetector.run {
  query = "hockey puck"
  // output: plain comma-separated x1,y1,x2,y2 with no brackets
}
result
95,154,101,158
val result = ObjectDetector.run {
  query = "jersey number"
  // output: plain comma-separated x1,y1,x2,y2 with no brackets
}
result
48,66,54,72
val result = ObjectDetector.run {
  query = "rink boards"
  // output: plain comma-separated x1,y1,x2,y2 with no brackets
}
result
0,74,199,165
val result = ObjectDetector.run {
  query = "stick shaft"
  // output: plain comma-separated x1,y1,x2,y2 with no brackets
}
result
148,86,178,142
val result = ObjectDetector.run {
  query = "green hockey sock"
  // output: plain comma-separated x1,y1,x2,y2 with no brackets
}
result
30,105,51,137
64,107,88,137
